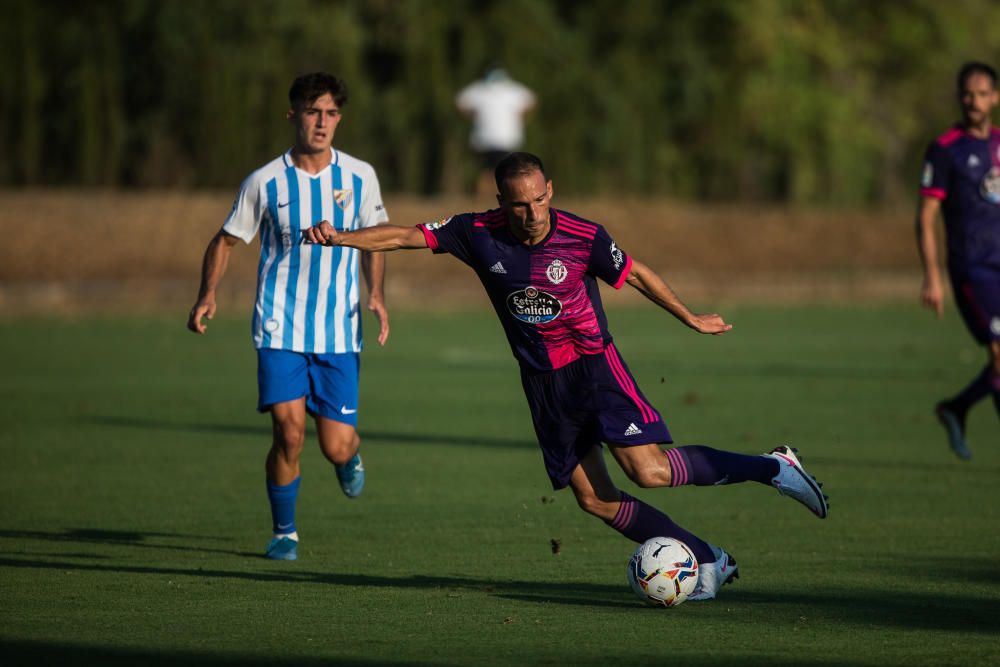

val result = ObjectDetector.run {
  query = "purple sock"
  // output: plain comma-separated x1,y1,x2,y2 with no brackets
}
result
991,369,1000,417
664,445,778,487
605,492,715,564
949,366,994,415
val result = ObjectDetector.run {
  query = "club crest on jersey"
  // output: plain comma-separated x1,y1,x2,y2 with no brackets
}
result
546,259,567,284
610,242,624,270
980,166,1000,204
333,189,353,210
921,162,933,187
507,286,562,324
424,216,453,231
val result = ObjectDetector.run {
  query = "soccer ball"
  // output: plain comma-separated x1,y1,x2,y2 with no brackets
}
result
627,537,699,607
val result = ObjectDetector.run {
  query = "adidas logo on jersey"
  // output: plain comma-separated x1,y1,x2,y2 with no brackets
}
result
489,261,507,274
624,423,642,436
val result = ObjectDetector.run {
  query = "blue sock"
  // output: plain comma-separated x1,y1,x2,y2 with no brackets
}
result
606,492,716,565
664,445,778,486
266,476,301,536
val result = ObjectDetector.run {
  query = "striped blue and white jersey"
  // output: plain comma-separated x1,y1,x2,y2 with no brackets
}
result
223,148,388,353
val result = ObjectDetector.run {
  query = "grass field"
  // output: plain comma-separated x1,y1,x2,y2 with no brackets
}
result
1,304,998,666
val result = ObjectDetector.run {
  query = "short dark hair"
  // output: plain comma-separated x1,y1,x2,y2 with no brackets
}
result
957,61,997,92
495,152,547,193
289,72,348,109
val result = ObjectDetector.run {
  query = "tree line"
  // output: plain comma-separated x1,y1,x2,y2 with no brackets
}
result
3,0,999,204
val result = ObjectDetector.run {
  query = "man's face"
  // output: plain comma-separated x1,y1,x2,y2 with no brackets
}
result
498,169,553,242
288,92,342,154
960,72,998,127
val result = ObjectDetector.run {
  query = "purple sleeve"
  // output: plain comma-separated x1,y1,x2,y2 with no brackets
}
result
417,213,474,265
920,141,952,200
588,225,633,289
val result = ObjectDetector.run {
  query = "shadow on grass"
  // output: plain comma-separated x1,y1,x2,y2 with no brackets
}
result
81,415,535,449
0,528,257,559
1,554,998,635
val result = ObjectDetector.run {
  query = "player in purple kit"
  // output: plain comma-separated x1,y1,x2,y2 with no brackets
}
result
303,152,829,600
917,61,1000,459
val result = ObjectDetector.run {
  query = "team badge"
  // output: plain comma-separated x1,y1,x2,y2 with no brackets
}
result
333,189,353,210
921,162,933,187
967,154,981,169
507,286,562,324
980,167,1000,204
424,216,453,231
610,242,624,270
546,259,567,284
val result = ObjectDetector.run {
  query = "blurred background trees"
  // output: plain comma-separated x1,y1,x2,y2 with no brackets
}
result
3,0,999,204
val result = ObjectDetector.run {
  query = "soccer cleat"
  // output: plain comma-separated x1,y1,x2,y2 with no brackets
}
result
265,536,298,561
689,545,738,601
936,403,972,461
335,453,365,498
763,446,829,519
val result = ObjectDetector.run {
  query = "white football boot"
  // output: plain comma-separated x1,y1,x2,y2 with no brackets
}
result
689,544,738,601
763,446,828,519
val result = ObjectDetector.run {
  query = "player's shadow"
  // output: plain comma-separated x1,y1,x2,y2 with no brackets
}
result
2,555,998,634
0,528,257,558
82,415,534,449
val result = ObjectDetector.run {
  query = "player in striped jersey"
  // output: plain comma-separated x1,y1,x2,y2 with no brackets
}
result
917,62,1000,459
302,152,829,600
187,73,389,561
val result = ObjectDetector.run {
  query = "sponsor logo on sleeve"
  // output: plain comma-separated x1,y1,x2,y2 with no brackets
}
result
610,242,624,270
921,162,933,187
506,286,562,324
424,216,453,231
546,259,567,284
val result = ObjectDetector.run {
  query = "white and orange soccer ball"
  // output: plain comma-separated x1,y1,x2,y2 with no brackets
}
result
627,537,699,607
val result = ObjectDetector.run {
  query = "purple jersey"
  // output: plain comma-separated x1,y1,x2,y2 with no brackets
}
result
418,208,633,371
920,125,1000,276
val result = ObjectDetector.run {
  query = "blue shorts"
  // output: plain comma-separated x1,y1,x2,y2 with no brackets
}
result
520,344,673,490
952,270,1000,344
256,349,360,426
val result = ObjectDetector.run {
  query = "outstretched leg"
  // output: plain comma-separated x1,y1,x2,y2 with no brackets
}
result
611,442,829,518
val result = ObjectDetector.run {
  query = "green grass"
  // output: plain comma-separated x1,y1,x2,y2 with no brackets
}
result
0,304,998,666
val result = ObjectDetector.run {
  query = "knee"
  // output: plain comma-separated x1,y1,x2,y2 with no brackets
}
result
573,487,619,518
273,419,306,453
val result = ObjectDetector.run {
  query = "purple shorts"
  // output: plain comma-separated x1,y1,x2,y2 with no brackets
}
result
952,270,1000,344
520,343,672,490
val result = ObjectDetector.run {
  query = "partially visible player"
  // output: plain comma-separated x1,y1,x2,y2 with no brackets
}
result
187,72,390,561
916,61,1000,459
302,152,829,601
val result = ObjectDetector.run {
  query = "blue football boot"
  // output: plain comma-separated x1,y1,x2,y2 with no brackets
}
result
335,453,365,498
264,536,298,561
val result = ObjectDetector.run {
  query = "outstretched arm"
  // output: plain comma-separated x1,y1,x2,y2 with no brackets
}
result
625,258,732,335
302,222,428,251
915,195,945,318
187,230,240,334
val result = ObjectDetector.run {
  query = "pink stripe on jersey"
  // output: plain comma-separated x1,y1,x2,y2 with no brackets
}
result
613,255,633,289
936,127,964,147
418,224,439,251
557,218,597,239
474,220,506,228
920,187,947,200
664,448,688,487
605,343,659,423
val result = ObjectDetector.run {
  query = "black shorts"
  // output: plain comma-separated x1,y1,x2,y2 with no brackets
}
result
951,269,1000,344
520,344,673,489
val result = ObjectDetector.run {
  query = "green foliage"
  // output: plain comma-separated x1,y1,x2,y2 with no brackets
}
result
4,0,1000,203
